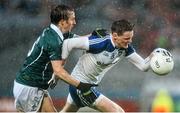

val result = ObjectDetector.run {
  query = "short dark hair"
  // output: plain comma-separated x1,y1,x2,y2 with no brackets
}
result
111,19,134,36
50,4,74,25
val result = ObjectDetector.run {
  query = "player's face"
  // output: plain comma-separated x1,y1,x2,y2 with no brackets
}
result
113,31,133,48
62,11,76,32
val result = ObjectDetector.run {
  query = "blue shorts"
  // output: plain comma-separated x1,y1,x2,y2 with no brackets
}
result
69,85,101,107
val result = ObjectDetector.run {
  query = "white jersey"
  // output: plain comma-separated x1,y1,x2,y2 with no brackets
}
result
62,34,151,84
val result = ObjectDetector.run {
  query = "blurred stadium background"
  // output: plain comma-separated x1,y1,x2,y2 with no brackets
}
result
0,0,180,112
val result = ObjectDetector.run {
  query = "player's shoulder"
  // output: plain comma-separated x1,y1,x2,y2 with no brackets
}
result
39,27,62,48
91,28,109,38
89,28,111,43
88,29,113,53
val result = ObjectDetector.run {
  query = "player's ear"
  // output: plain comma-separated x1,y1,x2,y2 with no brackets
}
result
112,32,118,40
58,20,67,32
58,20,65,26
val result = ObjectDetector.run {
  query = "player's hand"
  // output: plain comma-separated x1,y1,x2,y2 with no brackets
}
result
77,82,98,92
48,74,59,89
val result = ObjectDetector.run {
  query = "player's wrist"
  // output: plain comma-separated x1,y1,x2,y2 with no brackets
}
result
77,82,86,91
77,82,98,92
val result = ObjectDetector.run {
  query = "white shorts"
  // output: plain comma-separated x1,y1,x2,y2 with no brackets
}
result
13,81,49,112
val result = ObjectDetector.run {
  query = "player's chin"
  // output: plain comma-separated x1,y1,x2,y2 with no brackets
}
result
70,26,74,30
117,44,128,48
67,27,73,32
123,45,128,49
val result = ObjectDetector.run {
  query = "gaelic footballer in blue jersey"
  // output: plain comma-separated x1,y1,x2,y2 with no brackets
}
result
61,19,154,112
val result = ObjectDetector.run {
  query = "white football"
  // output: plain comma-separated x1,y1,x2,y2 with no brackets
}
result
150,48,174,75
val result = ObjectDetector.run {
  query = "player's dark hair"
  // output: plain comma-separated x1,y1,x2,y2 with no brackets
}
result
111,19,134,36
50,4,74,25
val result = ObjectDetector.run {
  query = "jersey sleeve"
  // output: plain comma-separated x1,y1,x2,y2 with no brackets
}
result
88,35,111,54
47,36,63,60
62,36,89,59
126,52,151,71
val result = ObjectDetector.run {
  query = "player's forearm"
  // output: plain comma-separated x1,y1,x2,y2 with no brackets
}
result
142,56,151,71
134,59,150,72
54,67,98,90
141,52,154,71
51,60,80,87
127,52,150,71
54,68,80,87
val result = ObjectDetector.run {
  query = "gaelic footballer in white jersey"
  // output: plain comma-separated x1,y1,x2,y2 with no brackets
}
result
62,34,151,85
61,20,154,112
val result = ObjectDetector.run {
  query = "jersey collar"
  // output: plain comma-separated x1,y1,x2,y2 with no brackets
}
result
110,34,116,48
50,24,64,40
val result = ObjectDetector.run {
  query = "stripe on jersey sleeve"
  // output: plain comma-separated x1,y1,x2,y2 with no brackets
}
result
88,35,115,54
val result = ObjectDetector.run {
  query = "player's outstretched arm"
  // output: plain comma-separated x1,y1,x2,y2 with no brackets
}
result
62,36,89,59
127,52,154,72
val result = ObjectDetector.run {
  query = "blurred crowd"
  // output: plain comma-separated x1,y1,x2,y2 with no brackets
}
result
0,0,179,55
